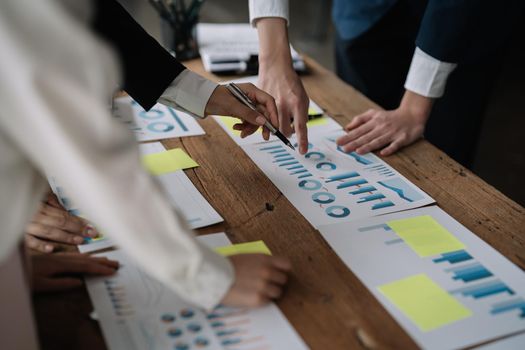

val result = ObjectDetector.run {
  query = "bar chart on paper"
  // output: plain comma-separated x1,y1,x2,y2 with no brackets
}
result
242,131,434,227
113,96,205,141
318,206,525,350
85,233,307,350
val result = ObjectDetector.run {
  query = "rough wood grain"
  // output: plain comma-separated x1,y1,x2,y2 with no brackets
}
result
33,56,525,350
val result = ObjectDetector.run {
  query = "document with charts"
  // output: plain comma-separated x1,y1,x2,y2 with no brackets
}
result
53,142,223,253
113,96,204,142
241,130,434,227
318,206,525,350
85,233,308,350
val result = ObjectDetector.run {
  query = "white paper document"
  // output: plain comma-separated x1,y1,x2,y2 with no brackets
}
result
241,130,434,227
318,206,525,350
78,143,223,253
140,143,223,229
85,233,308,350
113,96,205,142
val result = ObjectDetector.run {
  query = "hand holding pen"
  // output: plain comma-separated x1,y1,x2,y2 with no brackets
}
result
204,83,290,146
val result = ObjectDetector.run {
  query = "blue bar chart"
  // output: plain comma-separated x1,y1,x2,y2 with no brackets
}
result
446,263,494,282
451,280,515,299
244,131,434,227
433,250,473,264
491,298,525,318
318,206,525,350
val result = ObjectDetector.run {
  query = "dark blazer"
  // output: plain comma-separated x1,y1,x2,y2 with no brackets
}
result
333,0,525,63
416,0,525,63
91,0,186,110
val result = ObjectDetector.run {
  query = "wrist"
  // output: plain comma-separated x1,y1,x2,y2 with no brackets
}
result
399,90,433,123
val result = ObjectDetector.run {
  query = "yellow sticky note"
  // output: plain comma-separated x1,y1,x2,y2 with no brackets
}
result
142,149,198,175
307,116,329,127
218,116,245,136
214,241,272,257
378,274,472,331
387,215,465,257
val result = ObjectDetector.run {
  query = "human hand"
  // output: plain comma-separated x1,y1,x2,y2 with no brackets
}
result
256,17,310,154
336,91,433,156
30,252,119,293
205,83,279,141
25,192,99,253
221,254,292,307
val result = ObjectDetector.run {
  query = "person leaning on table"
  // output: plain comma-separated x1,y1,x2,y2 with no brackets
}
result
241,0,523,165
332,0,525,167
0,0,292,330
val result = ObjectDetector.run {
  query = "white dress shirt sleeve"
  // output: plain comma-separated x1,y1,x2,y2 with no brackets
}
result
158,69,218,118
404,47,458,98
249,0,289,26
0,0,233,310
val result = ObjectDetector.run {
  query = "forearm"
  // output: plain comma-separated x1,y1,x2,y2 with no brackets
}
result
256,18,293,73
11,75,233,310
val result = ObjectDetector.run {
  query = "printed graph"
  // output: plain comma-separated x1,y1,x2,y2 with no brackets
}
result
318,206,525,350
113,96,204,141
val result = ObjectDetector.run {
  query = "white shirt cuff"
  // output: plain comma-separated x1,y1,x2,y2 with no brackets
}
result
404,47,457,98
249,0,289,27
158,70,218,118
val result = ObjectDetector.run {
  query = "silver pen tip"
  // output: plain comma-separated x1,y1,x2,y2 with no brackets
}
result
287,143,296,151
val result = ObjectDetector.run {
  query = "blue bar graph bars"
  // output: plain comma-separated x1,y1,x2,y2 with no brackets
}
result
349,186,377,195
451,280,514,299
357,193,386,203
365,164,395,177
325,172,360,182
358,223,392,232
491,298,525,318
259,145,283,151
433,250,473,264
371,201,395,210
336,179,368,189
446,263,494,283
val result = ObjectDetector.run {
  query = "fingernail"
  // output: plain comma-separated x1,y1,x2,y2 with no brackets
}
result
45,244,54,252
88,229,98,238
255,116,267,126
74,236,85,244
84,225,98,238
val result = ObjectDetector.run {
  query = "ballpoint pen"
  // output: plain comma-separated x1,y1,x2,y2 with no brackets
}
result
225,82,295,151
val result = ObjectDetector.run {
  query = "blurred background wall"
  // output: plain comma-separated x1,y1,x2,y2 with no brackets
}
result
120,0,525,206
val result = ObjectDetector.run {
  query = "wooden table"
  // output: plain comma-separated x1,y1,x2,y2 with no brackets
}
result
33,57,525,350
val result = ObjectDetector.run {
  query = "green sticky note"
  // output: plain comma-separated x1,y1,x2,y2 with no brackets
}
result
378,274,472,332
214,241,272,257
142,148,198,175
387,215,465,257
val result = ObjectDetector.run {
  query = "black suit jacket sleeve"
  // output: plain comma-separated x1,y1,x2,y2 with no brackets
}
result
91,0,186,110
416,0,524,64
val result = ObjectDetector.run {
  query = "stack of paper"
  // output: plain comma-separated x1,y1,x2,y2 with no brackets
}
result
197,23,306,75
